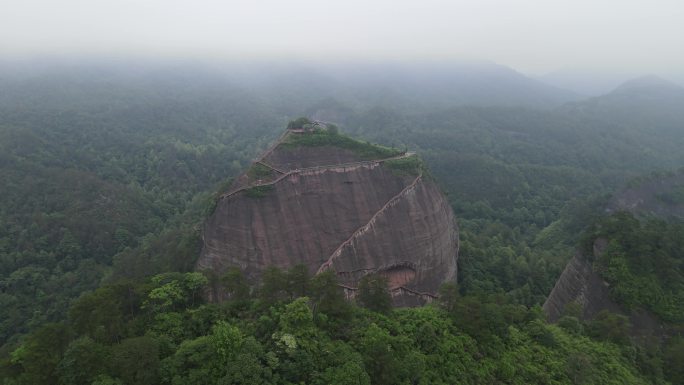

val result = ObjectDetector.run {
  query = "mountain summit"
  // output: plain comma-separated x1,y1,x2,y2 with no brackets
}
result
610,75,683,95
197,120,459,305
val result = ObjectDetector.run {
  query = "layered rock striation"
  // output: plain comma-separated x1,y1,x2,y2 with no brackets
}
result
545,173,684,334
543,240,620,322
198,127,459,305
543,239,665,338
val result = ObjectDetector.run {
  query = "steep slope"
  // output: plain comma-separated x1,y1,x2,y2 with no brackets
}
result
607,170,684,219
543,240,668,339
543,246,618,322
543,239,636,323
560,76,684,129
198,125,459,305
544,174,684,336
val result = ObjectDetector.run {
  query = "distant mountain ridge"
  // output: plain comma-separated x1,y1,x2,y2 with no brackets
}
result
610,75,683,94
558,75,684,132
537,69,684,96
0,59,582,111
224,61,583,124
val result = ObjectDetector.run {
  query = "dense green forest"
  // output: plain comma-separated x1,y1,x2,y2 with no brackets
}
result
2,267,674,385
1,64,684,384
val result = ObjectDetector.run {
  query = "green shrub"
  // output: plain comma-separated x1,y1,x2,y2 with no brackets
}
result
384,155,426,177
247,163,273,180
287,117,312,130
283,129,403,160
244,185,274,198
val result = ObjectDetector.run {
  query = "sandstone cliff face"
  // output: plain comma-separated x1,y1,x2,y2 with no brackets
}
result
542,241,619,322
197,130,459,305
543,239,664,338
545,174,684,334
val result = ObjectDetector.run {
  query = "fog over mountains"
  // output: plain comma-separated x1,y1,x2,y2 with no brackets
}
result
2,58,681,113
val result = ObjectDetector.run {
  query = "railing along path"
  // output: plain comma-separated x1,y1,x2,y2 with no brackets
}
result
219,151,415,200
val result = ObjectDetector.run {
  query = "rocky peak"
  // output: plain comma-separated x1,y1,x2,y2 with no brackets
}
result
197,123,459,306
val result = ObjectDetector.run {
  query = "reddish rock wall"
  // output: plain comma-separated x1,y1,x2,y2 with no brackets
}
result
197,135,459,305
264,144,363,170
543,239,666,339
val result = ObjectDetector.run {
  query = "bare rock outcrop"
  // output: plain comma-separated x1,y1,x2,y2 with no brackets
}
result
197,128,459,305
542,242,620,322
545,172,684,333
543,239,665,338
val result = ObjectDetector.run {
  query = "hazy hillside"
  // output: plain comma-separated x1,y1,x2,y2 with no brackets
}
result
562,76,684,126
221,61,581,111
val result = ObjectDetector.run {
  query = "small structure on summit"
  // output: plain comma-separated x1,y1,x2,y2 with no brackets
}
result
198,120,459,306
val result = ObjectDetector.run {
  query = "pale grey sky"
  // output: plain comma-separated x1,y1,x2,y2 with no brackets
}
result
2,0,683,75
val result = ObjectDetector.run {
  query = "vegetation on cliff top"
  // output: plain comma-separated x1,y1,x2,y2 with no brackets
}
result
282,124,403,160
584,212,684,323
247,163,274,181
384,155,429,178
244,185,275,198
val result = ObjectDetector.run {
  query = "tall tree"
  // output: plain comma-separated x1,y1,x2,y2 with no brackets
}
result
357,274,391,314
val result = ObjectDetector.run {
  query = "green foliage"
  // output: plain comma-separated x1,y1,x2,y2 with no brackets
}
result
326,124,340,135
283,129,403,160
279,298,315,334
0,67,289,344
383,154,426,177
247,163,273,180
144,272,209,312
6,323,72,385
587,213,684,323
244,184,275,198
663,337,684,384
286,117,312,130
111,225,203,279
57,337,110,385
357,274,392,314
656,185,684,205
286,264,310,299
586,310,632,345
0,275,661,385
69,284,132,343
111,336,161,385
355,323,418,384
220,267,250,302
437,282,460,313
309,271,352,323
258,266,288,304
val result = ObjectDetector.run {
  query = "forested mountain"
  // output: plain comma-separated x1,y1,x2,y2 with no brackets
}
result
561,76,684,131
0,67,286,344
222,61,581,111
1,63,683,384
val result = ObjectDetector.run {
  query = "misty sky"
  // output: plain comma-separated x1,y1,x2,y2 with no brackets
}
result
2,0,683,75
